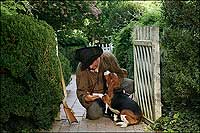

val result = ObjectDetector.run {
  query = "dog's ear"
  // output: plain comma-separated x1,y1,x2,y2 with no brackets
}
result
110,73,120,89
108,73,113,78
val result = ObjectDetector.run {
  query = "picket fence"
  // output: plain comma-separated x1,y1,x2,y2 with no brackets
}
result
90,43,113,52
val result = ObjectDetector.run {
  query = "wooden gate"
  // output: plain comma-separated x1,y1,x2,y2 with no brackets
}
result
133,26,161,123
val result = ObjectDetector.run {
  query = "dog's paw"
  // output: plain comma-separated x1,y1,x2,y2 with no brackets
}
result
116,122,124,126
120,123,128,128
116,122,128,127
113,114,119,121
116,122,128,128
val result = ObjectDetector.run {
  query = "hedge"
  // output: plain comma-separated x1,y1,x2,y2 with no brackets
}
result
0,14,65,131
59,52,72,84
150,1,200,132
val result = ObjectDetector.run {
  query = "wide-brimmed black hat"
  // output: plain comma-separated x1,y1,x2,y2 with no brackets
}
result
75,46,103,70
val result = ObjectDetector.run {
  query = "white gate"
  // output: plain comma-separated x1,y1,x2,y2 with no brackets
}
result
133,26,161,123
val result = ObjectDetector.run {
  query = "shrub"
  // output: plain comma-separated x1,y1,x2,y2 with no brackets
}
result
64,45,87,73
0,1,32,16
150,108,200,132
0,14,65,131
112,22,136,79
161,28,200,106
59,53,72,84
160,1,200,108
57,31,88,73
138,1,161,27
150,1,200,132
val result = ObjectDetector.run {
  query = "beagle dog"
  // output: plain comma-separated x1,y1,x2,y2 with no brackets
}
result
102,71,143,127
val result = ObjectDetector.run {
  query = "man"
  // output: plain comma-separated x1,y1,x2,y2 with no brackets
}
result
75,46,134,120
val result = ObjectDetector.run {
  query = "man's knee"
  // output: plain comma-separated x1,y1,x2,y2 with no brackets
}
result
120,78,134,94
86,100,104,120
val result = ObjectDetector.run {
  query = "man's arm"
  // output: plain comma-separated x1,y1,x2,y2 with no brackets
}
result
76,66,100,108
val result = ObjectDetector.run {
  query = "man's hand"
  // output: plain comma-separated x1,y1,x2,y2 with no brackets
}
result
85,94,100,102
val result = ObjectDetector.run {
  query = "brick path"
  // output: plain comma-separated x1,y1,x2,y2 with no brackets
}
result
47,75,148,132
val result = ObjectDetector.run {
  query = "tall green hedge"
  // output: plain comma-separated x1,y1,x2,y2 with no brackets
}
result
0,14,64,131
161,28,200,106
150,1,200,132
160,0,200,108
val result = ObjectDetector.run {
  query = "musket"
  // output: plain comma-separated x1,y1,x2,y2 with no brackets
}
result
57,47,78,124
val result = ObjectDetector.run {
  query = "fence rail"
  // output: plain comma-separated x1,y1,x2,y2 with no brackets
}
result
133,26,161,123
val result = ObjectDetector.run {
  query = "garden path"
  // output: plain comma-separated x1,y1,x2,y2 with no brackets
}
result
48,75,148,132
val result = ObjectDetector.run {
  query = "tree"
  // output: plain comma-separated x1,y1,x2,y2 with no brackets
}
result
29,1,100,32
86,1,144,45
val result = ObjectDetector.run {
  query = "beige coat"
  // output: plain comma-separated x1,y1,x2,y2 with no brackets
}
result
76,52,126,109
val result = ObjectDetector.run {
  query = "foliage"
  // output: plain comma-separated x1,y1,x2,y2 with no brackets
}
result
29,1,97,73
161,29,200,106
99,1,143,34
57,30,88,73
162,0,199,30
1,0,32,16
112,22,137,79
90,1,144,44
112,2,161,79
150,107,200,132
150,1,200,132
29,1,99,31
0,14,65,131
138,1,161,26
160,0,200,108
57,30,88,48
59,53,72,84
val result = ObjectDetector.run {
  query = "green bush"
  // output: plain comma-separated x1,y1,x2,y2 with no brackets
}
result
59,53,72,84
138,1,161,27
64,45,87,73
160,0,200,108
112,22,135,79
150,107,200,132
57,31,88,73
150,1,200,132
0,14,64,131
161,29,200,106
0,1,32,16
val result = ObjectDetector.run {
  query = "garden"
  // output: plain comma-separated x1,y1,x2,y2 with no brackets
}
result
0,0,199,132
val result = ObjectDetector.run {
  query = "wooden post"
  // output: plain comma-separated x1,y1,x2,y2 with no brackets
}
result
152,27,161,120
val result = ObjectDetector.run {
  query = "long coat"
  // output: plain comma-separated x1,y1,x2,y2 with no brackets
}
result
76,52,126,109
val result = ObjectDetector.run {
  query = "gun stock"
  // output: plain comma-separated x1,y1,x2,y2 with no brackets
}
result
63,103,78,123
63,97,78,123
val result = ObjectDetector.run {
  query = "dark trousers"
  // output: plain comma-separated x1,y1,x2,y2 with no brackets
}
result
86,98,105,120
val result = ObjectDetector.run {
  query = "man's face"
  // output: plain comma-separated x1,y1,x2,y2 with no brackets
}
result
89,57,100,72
